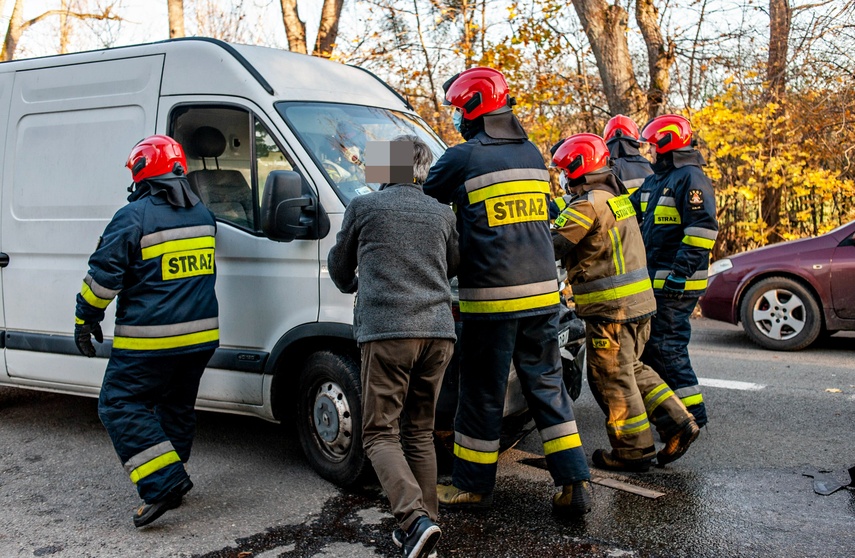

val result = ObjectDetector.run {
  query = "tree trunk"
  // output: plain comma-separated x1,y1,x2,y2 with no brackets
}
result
636,0,674,118
167,0,185,38
2,0,23,61
570,0,647,121
761,0,791,244
313,0,343,58
59,0,69,53
280,0,307,54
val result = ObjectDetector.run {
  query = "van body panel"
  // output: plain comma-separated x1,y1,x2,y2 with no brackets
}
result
318,212,358,326
231,45,405,109
2,55,163,382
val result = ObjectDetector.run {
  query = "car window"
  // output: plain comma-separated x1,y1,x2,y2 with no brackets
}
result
170,106,301,233
276,102,445,206
255,117,295,215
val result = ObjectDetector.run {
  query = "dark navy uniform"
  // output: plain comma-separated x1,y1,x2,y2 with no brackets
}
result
629,149,717,429
607,137,653,195
75,182,218,505
424,131,589,494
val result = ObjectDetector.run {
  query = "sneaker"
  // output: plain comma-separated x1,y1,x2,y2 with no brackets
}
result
592,449,652,473
401,516,441,558
657,419,700,466
133,478,193,528
436,484,493,510
552,480,592,516
393,528,438,558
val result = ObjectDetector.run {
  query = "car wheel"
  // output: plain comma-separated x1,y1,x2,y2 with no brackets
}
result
297,351,366,486
739,277,821,351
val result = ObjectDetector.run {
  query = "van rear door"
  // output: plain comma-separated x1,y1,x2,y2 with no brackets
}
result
1,55,163,387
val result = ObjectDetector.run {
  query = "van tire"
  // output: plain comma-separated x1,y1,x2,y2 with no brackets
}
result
296,351,366,486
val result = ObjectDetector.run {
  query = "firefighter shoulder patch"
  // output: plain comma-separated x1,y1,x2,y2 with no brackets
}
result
688,189,704,208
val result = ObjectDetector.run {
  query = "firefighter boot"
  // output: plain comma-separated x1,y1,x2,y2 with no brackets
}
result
436,484,493,510
133,478,193,528
552,480,592,516
592,449,653,473
657,418,700,466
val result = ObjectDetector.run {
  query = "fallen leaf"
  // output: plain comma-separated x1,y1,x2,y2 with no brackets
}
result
825,388,842,393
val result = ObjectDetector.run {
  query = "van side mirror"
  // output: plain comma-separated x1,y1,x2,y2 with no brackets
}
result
261,170,330,242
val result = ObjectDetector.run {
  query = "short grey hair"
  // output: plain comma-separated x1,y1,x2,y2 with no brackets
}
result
393,134,433,184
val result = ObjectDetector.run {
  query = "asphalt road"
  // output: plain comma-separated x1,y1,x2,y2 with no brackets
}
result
1,318,853,557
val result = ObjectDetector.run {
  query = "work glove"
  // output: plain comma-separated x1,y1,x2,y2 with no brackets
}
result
74,322,103,358
662,273,686,297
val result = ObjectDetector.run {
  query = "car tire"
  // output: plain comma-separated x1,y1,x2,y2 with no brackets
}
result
739,277,822,351
296,351,366,486
562,344,585,401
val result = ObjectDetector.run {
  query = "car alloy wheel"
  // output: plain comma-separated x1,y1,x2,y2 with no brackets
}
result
751,287,807,341
740,276,821,351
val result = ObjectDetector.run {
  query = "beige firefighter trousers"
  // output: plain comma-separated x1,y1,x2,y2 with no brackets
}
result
585,317,693,461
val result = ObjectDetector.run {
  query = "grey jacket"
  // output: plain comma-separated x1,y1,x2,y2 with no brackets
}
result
327,183,459,344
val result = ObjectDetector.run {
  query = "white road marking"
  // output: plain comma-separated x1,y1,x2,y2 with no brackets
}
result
698,378,766,391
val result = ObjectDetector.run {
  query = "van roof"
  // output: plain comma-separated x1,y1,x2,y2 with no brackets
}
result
0,38,411,111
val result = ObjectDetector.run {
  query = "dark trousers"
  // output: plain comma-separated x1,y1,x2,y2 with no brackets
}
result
361,338,453,531
98,349,214,503
642,295,707,429
453,312,590,494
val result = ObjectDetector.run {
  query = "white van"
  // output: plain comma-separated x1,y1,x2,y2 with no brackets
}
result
0,38,568,486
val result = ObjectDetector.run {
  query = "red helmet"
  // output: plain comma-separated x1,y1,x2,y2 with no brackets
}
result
640,114,693,154
442,67,512,119
551,133,610,180
126,135,188,182
603,114,640,142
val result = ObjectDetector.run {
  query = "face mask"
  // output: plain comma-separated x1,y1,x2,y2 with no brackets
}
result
453,110,464,132
559,171,569,192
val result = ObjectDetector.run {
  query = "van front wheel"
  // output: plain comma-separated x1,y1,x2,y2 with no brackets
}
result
297,351,366,486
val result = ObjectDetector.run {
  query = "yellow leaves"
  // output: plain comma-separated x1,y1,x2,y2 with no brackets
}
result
694,83,855,250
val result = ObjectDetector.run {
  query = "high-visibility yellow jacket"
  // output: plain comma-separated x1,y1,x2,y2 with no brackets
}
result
553,172,655,323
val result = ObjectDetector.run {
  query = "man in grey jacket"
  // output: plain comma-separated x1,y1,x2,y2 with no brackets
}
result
328,136,459,558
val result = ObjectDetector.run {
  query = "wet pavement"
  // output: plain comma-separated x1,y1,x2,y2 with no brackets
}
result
2,318,854,557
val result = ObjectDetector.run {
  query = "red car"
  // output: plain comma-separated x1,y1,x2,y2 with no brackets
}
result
699,220,855,350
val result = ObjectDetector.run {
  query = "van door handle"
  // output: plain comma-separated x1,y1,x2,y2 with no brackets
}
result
0,253,8,268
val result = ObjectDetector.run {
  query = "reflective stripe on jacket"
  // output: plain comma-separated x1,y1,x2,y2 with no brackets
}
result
629,152,718,297
423,131,560,319
553,174,655,323
75,190,219,356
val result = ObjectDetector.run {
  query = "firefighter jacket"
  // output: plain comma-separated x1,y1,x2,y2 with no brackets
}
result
629,149,718,297
552,171,656,323
607,138,653,195
423,131,560,320
75,180,219,356
549,193,573,220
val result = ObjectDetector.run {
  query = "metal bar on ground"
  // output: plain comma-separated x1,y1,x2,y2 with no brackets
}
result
591,475,666,499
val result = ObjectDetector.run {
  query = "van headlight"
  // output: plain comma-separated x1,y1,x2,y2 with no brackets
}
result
709,258,733,276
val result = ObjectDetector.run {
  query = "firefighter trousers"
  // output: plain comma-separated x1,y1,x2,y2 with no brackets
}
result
586,318,694,460
98,349,214,504
452,312,590,494
642,295,707,429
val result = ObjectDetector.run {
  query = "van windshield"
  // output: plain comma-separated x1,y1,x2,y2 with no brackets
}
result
276,102,446,205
